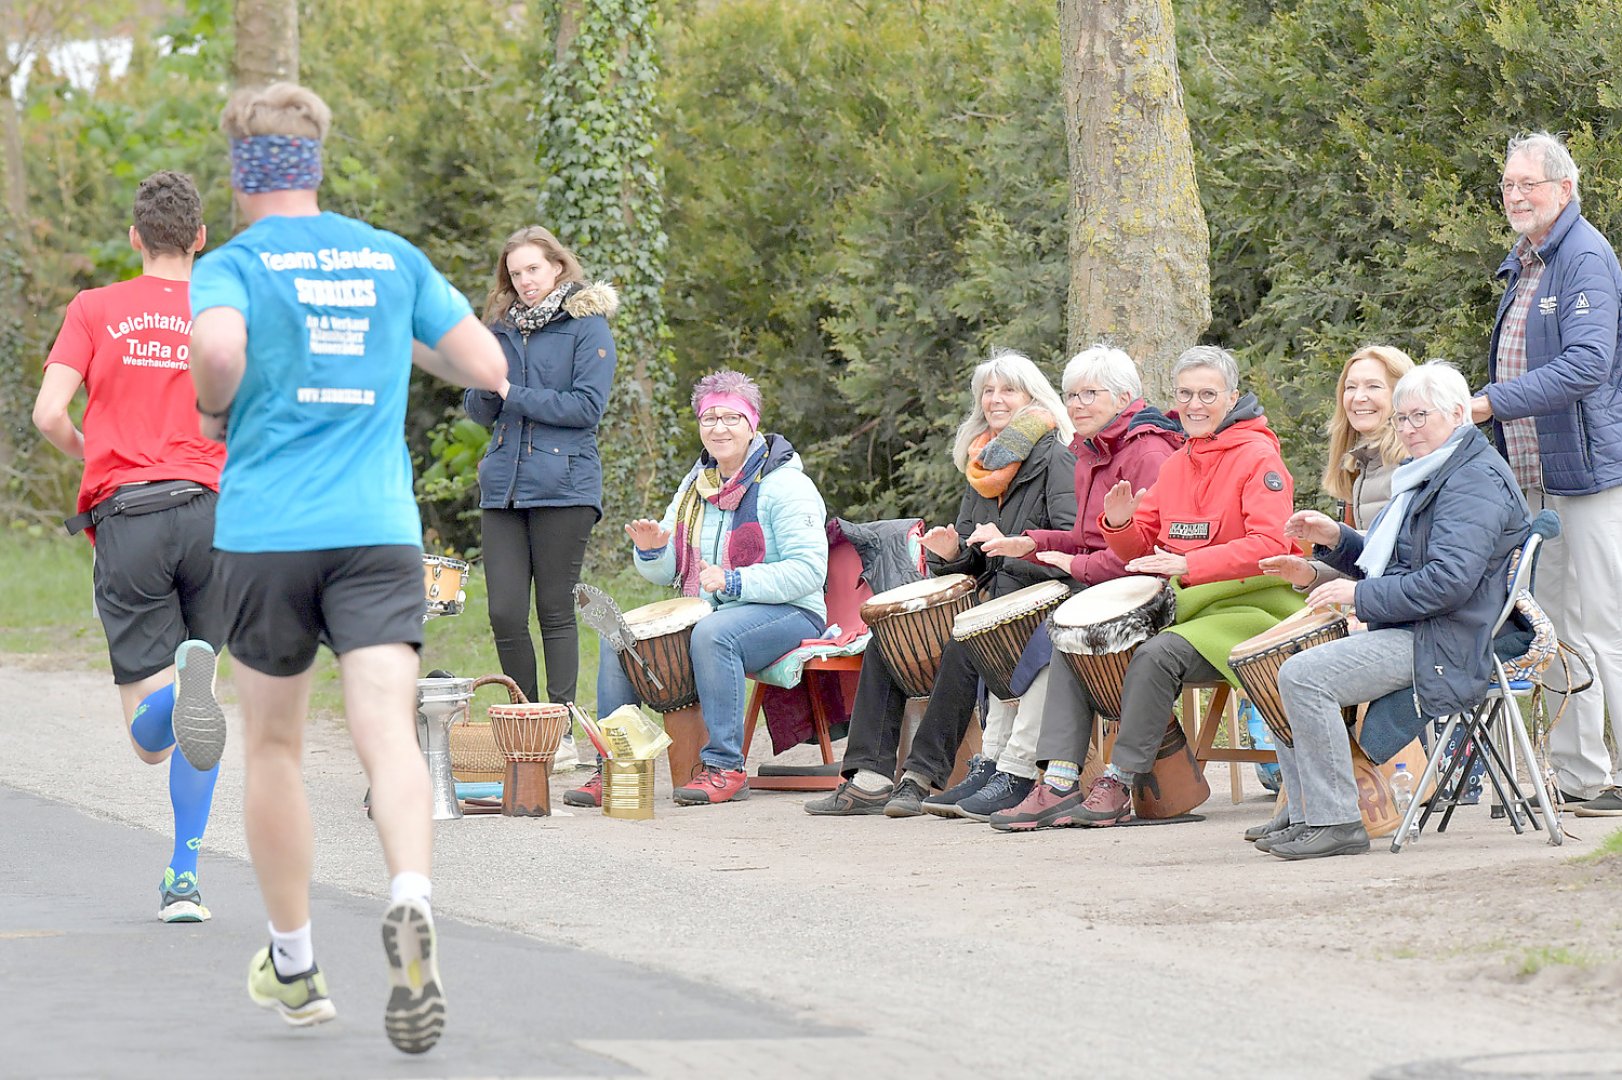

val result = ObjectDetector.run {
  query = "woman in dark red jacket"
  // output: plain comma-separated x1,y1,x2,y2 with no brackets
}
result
974,346,1184,830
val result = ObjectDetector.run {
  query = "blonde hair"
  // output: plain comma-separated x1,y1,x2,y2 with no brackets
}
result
219,82,332,141
950,350,1073,473
1321,345,1415,502
482,225,586,324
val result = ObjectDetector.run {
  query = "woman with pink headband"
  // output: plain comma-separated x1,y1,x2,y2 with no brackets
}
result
565,369,829,807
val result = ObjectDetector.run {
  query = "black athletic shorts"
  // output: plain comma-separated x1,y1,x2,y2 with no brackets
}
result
216,544,424,677
92,489,223,685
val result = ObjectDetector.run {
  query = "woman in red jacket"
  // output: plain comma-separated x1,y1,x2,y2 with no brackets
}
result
1073,345,1303,826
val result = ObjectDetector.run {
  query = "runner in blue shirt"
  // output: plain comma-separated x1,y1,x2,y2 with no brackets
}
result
188,82,505,1055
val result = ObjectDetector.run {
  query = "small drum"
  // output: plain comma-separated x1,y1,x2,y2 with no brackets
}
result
859,574,979,698
423,554,470,618
618,597,712,713
952,580,1071,701
1047,576,1176,720
489,701,572,817
1228,608,1349,748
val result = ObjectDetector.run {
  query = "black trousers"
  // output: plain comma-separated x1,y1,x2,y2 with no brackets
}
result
842,636,981,789
1110,631,1221,775
481,505,596,704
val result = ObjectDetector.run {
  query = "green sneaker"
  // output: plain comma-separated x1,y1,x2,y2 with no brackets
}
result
247,946,337,1027
381,898,446,1054
159,869,210,923
172,640,227,772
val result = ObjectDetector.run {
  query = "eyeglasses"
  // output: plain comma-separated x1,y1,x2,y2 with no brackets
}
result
1393,409,1435,430
1500,178,1559,196
1173,387,1225,406
699,412,750,429
1063,388,1106,406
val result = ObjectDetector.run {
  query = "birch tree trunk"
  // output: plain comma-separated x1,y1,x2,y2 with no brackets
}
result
1060,0,1211,405
234,0,298,87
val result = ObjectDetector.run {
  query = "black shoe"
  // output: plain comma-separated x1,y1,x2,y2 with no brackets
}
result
805,779,891,816
1269,822,1370,860
1253,821,1305,853
884,777,932,818
956,771,1035,822
1573,786,1622,817
803,721,851,746
921,755,995,818
1244,805,1291,842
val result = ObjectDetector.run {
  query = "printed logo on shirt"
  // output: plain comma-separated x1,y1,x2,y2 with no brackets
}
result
1538,294,1558,317
1575,291,1592,315
1167,520,1212,541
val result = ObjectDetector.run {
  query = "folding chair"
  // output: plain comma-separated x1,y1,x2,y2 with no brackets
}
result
1390,509,1564,852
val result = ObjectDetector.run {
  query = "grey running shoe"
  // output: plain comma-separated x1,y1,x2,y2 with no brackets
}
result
1573,786,1622,817
956,771,1035,822
883,777,931,818
921,754,995,818
1244,805,1291,842
805,778,891,816
382,898,446,1054
1254,821,1306,853
172,640,226,771
1268,822,1371,860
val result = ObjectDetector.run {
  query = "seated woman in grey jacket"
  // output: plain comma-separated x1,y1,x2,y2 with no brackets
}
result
1261,361,1530,860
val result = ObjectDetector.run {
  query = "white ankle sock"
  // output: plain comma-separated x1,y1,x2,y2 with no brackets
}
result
390,871,433,913
852,769,893,794
269,920,314,977
901,769,932,791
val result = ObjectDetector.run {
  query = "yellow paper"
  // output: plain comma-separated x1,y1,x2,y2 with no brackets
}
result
596,704,674,761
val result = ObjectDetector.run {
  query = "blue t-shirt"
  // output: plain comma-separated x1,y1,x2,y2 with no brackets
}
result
190,212,471,552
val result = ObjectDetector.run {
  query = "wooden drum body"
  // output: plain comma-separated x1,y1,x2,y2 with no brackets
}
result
952,580,1071,701
618,598,712,712
1228,608,1349,748
859,574,978,698
489,702,571,817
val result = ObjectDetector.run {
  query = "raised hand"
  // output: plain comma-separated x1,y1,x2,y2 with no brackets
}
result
1103,480,1145,528
966,521,1006,548
920,525,962,560
624,518,671,551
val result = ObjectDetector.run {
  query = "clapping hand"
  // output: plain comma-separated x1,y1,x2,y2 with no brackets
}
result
624,518,670,551
1103,480,1145,528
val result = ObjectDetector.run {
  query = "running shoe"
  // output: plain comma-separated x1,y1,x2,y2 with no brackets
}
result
172,640,227,771
381,898,446,1054
158,870,210,923
247,946,337,1026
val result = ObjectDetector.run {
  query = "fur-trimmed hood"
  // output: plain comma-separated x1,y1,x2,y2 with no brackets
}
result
563,280,620,320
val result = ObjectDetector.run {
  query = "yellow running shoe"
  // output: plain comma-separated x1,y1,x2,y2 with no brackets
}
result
247,946,337,1027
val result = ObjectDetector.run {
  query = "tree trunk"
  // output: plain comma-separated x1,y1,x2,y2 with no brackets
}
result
1060,0,1210,405
1,81,23,227
234,0,298,87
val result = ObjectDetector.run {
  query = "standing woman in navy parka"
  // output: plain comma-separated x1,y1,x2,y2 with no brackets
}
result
465,226,618,727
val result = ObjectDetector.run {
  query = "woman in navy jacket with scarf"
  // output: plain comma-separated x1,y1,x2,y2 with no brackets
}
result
465,226,618,721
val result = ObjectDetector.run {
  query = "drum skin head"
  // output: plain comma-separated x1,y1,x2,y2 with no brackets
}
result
861,573,975,619
1230,607,1346,659
1049,575,1175,656
622,596,712,639
954,579,1070,636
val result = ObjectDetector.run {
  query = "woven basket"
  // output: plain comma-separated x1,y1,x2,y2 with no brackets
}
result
450,674,527,783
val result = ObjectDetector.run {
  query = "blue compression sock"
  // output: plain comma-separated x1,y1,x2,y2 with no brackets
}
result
130,683,176,753
166,747,219,880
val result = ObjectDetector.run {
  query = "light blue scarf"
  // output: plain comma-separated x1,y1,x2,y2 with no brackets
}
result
1355,424,1469,579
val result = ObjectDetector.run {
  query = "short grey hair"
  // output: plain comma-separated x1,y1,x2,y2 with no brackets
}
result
1170,345,1240,392
690,369,763,414
1506,131,1580,199
1393,360,1472,420
1062,345,1142,402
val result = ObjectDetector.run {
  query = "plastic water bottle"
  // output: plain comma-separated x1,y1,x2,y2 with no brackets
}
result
1390,763,1418,842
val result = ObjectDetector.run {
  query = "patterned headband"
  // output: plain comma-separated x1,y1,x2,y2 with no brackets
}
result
229,135,324,194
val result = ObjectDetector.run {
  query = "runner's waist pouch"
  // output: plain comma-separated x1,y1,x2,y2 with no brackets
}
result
63,480,209,536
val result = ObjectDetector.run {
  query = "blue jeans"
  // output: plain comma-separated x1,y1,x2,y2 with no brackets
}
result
596,601,824,770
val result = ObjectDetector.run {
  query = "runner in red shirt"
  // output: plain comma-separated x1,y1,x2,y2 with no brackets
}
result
32,170,229,923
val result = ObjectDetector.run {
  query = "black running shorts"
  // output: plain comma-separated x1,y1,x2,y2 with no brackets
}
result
92,490,223,685
216,544,424,677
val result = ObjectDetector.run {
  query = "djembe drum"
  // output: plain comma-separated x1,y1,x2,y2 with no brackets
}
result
619,597,712,785
859,574,979,698
416,676,474,820
489,699,572,817
1048,575,1209,819
952,579,1072,701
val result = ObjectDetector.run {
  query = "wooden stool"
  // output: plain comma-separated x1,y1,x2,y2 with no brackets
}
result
1181,680,1275,803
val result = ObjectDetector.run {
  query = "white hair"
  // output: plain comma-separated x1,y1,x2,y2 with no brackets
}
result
1170,345,1240,392
1393,360,1472,420
1506,131,1580,199
951,349,1075,473
1062,345,1142,403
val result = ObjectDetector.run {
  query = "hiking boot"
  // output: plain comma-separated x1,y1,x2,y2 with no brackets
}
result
883,777,931,818
673,764,750,806
957,771,1035,822
381,898,446,1054
247,946,336,1027
921,754,996,818
172,640,226,772
805,778,890,816
159,870,210,923
1268,822,1371,860
989,783,1085,832
1244,805,1291,842
1074,775,1134,827
1574,786,1622,817
563,766,603,808
1254,821,1306,853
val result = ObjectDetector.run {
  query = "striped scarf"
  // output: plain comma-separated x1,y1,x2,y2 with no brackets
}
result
965,410,1057,500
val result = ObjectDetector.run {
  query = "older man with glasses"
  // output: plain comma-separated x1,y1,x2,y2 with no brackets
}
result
1470,131,1622,818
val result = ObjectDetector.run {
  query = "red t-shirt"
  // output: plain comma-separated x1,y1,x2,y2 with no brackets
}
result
45,275,225,522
